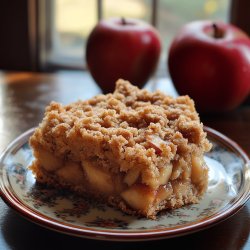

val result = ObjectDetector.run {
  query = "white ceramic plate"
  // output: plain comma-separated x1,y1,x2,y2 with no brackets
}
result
0,127,249,241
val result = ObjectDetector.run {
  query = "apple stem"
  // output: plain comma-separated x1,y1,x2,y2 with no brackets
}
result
121,17,126,25
212,23,223,38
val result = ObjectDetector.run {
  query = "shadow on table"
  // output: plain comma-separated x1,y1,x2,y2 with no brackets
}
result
2,204,250,250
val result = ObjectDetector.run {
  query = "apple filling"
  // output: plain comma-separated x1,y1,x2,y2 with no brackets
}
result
32,146,207,217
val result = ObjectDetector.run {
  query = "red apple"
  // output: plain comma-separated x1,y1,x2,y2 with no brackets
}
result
86,17,161,93
168,20,250,112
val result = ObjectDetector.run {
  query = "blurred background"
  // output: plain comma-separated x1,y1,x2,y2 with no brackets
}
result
0,0,248,76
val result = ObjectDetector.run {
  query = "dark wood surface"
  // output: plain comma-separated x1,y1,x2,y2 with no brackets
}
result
0,71,250,250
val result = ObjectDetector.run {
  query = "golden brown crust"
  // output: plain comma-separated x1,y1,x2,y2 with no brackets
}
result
30,79,211,185
29,79,212,218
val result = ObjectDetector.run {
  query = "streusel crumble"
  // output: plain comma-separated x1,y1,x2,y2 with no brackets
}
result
29,79,212,218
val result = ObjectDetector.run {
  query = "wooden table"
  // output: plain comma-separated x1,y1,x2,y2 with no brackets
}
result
0,71,250,250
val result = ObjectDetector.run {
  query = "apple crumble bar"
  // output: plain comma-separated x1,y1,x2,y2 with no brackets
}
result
29,79,212,219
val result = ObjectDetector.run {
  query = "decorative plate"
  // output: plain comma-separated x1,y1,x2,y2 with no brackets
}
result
0,127,249,241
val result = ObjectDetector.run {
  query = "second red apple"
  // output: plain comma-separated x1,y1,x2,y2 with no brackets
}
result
168,20,250,112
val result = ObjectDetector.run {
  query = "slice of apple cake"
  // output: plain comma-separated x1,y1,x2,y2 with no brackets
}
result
29,79,212,219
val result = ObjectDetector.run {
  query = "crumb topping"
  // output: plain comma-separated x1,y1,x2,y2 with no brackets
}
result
30,79,211,186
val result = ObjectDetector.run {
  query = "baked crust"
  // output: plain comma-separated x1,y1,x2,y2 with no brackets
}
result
29,79,212,218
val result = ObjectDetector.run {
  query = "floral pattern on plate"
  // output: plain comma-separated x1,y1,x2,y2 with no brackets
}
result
0,127,250,240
